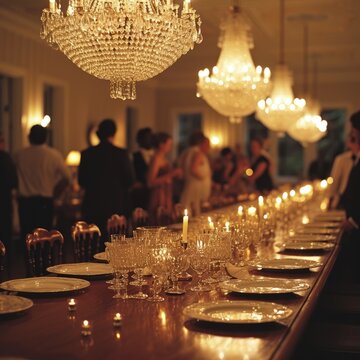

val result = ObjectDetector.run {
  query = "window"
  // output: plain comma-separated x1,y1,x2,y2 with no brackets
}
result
176,113,202,155
278,135,304,177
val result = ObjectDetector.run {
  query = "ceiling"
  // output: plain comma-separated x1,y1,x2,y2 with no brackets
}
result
1,0,359,90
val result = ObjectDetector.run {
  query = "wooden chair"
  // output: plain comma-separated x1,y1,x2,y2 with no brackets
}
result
0,240,6,281
107,214,127,236
26,228,64,276
132,207,150,229
71,221,101,262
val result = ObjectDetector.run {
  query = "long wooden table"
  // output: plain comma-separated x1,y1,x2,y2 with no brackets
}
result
0,228,342,360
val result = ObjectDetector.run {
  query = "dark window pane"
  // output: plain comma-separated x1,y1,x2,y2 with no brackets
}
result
177,113,202,155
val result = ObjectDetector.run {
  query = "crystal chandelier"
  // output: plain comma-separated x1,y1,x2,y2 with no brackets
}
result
196,3,271,124
287,24,327,144
256,0,306,133
40,0,202,100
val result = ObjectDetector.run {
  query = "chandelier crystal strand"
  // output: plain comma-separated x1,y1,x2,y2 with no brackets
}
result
287,24,327,145
197,4,271,123
256,0,306,134
40,0,202,100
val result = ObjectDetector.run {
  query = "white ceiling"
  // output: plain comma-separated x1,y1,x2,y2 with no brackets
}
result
1,0,359,90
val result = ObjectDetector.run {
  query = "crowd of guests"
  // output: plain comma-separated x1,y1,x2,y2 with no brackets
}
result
1,111,359,278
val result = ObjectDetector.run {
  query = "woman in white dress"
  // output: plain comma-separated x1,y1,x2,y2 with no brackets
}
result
180,136,211,216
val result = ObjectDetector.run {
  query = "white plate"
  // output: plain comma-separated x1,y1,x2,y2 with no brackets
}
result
251,258,322,271
297,227,339,235
220,278,309,295
284,241,335,251
93,252,108,262
309,222,339,228
289,234,336,242
0,277,90,294
183,300,293,324
0,295,33,314
47,263,113,276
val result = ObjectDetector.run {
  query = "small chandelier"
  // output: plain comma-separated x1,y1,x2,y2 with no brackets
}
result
197,2,271,124
256,0,306,134
40,0,202,100
287,24,327,144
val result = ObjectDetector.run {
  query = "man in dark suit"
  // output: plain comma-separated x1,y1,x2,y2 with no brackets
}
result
78,119,134,242
132,127,154,209
340,110,360,281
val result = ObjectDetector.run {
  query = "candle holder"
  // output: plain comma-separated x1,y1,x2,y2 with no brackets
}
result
113,313,123,328
81,320,92,336
68,298,77,312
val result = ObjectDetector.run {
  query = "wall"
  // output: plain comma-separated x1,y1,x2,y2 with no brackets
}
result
0,8,157,157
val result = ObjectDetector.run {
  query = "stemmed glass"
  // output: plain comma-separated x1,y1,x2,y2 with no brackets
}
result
129,240,148,299
166,247,189,295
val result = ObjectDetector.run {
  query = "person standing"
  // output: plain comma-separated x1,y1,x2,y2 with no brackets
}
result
132,127,154,210
78,119,134,239
180,133,212,216
15,125,70,242
249,137,274,193
0,132,18,260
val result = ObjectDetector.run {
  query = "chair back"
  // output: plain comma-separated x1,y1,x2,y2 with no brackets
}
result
26,228,64,276
0,240,5,281
71,221,101,262
132,207,150,229
107,214,127,236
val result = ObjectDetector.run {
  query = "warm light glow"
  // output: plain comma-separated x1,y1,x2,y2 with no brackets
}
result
282,192,288,200
184,209,188,217
238,205,244,216
247,206,257,217
299,184,313,196
289,189,296,197
327,177,334,185
66,151,81,167
302,215,310,225
320,179,328,189
159,309,167,328
83,320,89,327
320,198,329,211
258,196,264,207
225,221,230,232
41,0,202,100
210,135,221,146
245,168,253,176
40,114,51,127
197,5,271,122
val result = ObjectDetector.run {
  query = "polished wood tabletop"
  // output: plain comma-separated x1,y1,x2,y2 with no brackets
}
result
0,230,341,360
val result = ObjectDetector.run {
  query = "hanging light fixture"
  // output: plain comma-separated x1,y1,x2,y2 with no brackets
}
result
256,0,306,134
287,23,327,144
40,0,202,100
196,1,271,124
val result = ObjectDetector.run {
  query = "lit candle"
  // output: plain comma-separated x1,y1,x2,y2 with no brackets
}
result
183,0,190,12
68,298,76,311
81,320,91,336
275,196,282,210
49,0,56,12
238,205,243,218
258,196,264,219
225,221,230,232
113,313,122,328
182,209,188,244
208,216,214,230
247,206,257,217
289,189,296,198
282,192,288,201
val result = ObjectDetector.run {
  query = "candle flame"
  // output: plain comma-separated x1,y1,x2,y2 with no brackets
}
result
83,320,89,326
184,209,188,216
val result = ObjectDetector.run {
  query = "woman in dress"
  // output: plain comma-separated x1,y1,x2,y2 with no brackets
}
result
180,135,211,216
249,137,274,193
147,133,181,222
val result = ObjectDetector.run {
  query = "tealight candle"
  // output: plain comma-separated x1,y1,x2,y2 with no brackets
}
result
81,320,91,336
247,206,257,217
68,298,76,311
113,313,122,328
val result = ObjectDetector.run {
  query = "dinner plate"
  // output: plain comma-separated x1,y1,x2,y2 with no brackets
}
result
284,241,335,251
250,258,322,271
0,277,90,294
93,252,108,262
288,234,336,242
308,222,339,228
297,227,339,235
47,263,113,276
183,300,293,324
0,294,33,315
220,278,309,295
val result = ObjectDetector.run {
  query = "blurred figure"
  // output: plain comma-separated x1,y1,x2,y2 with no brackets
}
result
249,137,274,193
308,148,331,180
180,133,211,215
228,148,250,195
15,125,70,243
78,119,134,239
147,132,182,221
328,130,359,209
212,147,236,188
0,132,17,260
132,127,154,209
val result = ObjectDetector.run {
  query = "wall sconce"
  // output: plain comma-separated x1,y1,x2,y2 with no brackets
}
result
66,150,81,167
41,115,51,127
210,135,221,147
